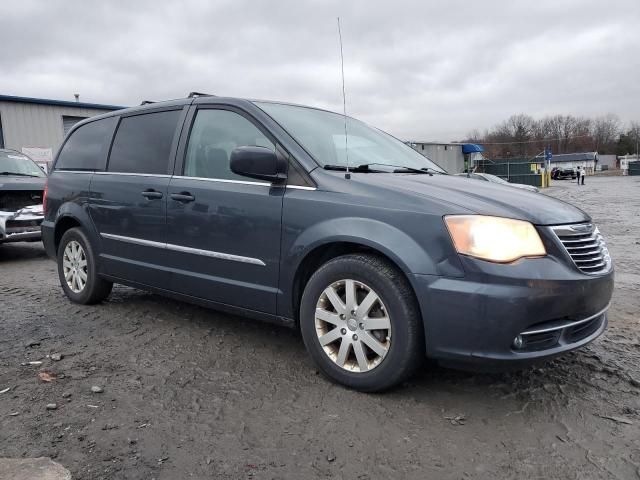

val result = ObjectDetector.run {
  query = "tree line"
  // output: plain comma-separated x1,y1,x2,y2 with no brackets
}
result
462,114,640,160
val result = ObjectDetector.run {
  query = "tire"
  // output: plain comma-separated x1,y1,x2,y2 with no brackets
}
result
57,227,112,304
299,253,423,392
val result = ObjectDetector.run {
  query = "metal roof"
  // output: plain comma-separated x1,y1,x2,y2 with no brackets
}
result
0,94,125,111
547,152,598,163
462,144,485,154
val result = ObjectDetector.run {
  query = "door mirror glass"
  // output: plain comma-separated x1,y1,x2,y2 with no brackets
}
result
230,146,286,183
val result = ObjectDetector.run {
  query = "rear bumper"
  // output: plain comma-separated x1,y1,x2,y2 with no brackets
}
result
410,255,614,369
0,206,43,243
41,220,56,258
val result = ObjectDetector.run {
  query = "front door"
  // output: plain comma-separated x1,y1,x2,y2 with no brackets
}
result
89,108,184,287
165,107,283,314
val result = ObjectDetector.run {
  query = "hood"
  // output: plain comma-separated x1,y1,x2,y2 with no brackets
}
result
0,175,46,191
348,173,589,226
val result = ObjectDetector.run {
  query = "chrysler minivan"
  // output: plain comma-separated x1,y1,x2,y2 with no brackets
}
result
42,94,614,391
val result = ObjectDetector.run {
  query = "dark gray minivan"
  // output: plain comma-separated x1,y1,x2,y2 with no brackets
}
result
42,94,614,391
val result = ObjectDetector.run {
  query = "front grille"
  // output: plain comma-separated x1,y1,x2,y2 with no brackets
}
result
550,223,611,275
514,309,607,353
5,218,42,233
0,190,43,211
565,316,602,343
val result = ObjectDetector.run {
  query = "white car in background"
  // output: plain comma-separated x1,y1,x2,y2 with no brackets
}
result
455,172,540,193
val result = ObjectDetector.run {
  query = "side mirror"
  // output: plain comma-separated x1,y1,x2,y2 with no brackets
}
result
230,146,287,183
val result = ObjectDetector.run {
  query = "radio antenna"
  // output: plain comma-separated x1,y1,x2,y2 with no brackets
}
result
337,17,350,179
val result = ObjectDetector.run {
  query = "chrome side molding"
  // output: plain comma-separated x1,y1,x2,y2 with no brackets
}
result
100,233,266,266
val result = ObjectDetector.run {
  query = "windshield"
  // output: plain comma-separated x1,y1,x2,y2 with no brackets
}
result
255,102,446,173
0,151,46,177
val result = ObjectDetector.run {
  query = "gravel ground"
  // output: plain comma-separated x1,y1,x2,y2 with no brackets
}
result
1,175,639,480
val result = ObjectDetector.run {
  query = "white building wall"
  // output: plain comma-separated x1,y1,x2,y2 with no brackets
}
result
0,101,115,154
411,143,464,173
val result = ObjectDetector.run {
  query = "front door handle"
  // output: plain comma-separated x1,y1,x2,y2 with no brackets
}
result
141,189,163,199
170,192,195,203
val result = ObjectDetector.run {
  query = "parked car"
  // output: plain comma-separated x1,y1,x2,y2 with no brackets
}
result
455,172,539,193
0,149,46,244
551,167,577,180
42,95,614,392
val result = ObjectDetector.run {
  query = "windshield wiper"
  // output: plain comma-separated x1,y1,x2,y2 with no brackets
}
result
322,164,385,173
0,171,41,177
359,163,446,175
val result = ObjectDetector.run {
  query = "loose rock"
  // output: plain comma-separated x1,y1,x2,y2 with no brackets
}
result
50,353,63,361
0,457,71,480
91,386,104,393
46,403,58,410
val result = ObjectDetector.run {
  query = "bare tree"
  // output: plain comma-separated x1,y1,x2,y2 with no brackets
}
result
591,114,620,153
464,113,637,159
630,121,640,155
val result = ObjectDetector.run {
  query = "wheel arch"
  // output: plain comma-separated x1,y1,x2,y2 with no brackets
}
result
53,203,99,255
288,239,424,334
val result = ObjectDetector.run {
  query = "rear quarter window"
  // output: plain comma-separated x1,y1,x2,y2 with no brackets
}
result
108,110,182,175
55,116,118,171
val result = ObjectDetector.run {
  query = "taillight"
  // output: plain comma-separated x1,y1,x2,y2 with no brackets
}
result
42,180,48,215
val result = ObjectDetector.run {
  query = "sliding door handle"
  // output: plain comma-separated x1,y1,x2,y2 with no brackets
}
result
170,192,195,203
141,189,163,199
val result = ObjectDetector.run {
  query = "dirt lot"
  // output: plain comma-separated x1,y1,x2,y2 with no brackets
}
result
1,175,639,480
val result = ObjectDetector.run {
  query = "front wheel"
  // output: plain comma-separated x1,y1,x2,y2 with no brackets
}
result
57,227,112,304
300,254,423,392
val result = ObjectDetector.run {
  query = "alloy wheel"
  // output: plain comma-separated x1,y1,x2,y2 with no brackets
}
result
62,240,88,293
314,279,391,373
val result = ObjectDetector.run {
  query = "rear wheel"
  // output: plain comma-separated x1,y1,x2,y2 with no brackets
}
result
57,227,112,304
300,254,423,392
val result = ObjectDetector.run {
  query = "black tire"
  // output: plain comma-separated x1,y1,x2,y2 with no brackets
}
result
299,253,423,392
57,227,112,304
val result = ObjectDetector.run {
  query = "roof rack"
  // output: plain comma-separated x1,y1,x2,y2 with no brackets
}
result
188,92,215,98
140,100,156,105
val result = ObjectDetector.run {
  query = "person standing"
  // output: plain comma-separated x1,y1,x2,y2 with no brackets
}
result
576,166,581,185
580,166,585,185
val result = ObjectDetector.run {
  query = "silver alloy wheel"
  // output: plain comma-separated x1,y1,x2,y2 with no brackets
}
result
62,240,88,293
315,279,391,373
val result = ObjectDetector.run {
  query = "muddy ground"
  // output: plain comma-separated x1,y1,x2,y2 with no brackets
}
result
1,175,639,480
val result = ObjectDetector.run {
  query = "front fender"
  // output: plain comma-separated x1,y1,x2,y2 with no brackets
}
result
291,217,437,275
278,215,465,319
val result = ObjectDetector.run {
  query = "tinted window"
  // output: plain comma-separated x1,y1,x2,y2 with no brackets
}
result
184,109,274,180
56,116,117,171
108,110,181,175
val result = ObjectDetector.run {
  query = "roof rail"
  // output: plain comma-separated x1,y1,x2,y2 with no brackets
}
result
188,92,215,98
140,100,156,105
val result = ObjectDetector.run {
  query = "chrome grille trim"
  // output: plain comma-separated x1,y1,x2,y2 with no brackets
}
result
549,223,611,275
520,304,609,335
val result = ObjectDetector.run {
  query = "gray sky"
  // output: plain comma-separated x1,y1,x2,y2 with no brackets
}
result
1,0,639,141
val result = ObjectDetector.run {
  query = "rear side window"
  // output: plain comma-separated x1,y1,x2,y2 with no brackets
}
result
108,110,181,175
55,116,117,171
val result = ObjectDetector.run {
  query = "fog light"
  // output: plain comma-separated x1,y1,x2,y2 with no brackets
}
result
512,335,524,349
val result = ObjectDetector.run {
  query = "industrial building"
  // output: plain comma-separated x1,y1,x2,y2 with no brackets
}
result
409,141,484,173
0,94,124,170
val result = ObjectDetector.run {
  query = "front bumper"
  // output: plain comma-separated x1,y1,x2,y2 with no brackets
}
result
410,254,614,369
0,205,43,243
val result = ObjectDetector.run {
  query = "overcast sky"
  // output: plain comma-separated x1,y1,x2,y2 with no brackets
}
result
1,0,639,141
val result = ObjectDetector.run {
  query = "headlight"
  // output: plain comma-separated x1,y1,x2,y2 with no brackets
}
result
444,215,546,263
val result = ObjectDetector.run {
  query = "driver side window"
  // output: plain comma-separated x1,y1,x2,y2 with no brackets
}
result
184,109,275,181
